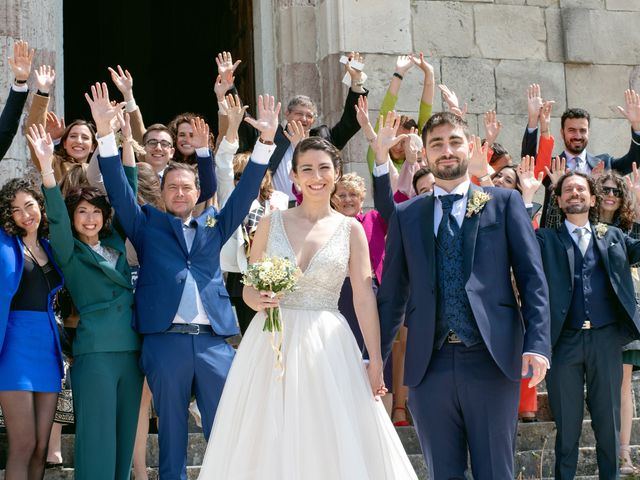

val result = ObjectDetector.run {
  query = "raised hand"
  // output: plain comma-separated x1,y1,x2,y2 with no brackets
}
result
591,159,605,179
539,100,554,137
354,95,370,130
394,55,413,76
244,94,281,143
26,124,54,171
468,135,490,179
84,82,125,136
439,84,467,118
624,162,640,211
283,120,308,150
404,127,421,164
527,84,543,128
225,94,249,133
410,52,434,78
371,111,407,165
345,51,365,83
8,40,34,82
45,111,65,141
544,156,566,186
190,117,211,150
34,65,55,94
108,65,134,101
517,155,544,204
116,111,132,140
215,51,240,98
483,110,502,146
617,89,640,132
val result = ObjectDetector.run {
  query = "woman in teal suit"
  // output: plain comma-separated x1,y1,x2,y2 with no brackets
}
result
27,123,142,480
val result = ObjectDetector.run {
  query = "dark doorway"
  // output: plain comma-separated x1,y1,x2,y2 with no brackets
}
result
63,0,255,135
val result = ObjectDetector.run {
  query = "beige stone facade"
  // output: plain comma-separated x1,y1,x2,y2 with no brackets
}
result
1,1,639,195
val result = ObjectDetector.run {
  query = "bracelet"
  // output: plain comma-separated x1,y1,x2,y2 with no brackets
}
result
478,173,492,182
41,169,54,177
366,137,376,143
36,90,49,97
14,78,27,85
258,137,274,145
393,72,403,81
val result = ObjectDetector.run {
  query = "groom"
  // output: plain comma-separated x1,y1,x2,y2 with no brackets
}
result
377,112,551,479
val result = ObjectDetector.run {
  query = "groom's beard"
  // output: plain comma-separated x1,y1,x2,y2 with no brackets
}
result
429,155,469,181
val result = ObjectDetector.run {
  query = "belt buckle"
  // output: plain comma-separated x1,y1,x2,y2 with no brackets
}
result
582,320,591,330
447,331,462,344
189,324,200,335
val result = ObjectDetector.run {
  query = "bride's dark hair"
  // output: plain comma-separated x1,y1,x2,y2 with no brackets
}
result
291,137,343,181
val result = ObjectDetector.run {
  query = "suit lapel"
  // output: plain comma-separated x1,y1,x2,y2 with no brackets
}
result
592,223,611,276
586,152,600,170
421,194,436,285
84,238,131,290
168,215,189,254
558,224,575,286
462,183,481,283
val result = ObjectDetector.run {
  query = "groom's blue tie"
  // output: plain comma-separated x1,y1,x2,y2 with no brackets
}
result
434,194,482,348
176,222,199,322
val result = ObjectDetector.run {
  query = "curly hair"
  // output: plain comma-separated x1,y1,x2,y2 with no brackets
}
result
0,177,48,238
64,186,113,240
336,172,366,198
597,171,635,231
553,171,600,224
168,112,215,165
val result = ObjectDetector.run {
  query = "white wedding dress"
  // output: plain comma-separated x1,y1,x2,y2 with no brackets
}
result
198,210,417,480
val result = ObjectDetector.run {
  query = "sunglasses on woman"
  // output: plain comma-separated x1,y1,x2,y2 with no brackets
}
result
601,186,622,198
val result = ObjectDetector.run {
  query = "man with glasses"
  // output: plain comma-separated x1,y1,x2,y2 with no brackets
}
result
140,124,176,177
268,53,369,204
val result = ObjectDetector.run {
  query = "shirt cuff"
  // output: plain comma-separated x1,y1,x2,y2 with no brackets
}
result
527,127,538,134
523,352,550,370
219,137,239,154
195,147,210,157
250,139,276,165
11,83,28,93
97,132,119,158
372,162,389,177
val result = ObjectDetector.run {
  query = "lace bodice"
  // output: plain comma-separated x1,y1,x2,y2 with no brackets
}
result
266,210,352,311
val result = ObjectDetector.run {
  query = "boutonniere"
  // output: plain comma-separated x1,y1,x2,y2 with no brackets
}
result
465,191,492,218
205,215,217,228
595,223,608,239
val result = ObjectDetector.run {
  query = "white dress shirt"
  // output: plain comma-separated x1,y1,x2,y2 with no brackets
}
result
564,218,592,247
432,180,471,234
272,142,295,200
563,150,589,174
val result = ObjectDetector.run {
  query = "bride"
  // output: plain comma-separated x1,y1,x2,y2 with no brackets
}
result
198,137,417,479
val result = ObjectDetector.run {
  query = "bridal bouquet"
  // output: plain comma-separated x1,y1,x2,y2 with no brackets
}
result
242,255,300,333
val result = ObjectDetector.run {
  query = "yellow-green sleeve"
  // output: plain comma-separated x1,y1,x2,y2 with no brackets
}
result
367,91,399,173
418,101,432,132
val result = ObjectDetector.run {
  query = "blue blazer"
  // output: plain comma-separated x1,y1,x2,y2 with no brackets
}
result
0,228,64,374
0,87,28,160
377,182,551,385
537,223,640,347
99,154,268,336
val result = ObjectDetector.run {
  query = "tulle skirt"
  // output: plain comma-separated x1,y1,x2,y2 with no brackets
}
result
198,306,417,480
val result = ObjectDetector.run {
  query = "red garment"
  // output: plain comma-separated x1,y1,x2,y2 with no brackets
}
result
534,135,554,180
518,378,537,413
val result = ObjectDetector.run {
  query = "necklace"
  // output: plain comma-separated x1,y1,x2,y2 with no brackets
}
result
23,240,53,292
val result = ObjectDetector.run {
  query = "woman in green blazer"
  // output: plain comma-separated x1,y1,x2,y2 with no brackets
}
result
27,123,142,480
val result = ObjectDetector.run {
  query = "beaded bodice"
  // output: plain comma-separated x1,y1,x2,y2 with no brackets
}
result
266,210,351,311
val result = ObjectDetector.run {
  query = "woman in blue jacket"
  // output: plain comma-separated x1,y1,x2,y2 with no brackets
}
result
0,177,64,479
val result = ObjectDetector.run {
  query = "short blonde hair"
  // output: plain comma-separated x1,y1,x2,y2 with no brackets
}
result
336,172,366,198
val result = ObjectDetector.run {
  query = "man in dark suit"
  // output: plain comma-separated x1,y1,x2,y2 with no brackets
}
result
97,87,280,480
521,88,640,227
377,111,551,479
536,171,640,479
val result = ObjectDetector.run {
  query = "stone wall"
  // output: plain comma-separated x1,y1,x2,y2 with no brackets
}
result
0,0,63,185
273,0,640,202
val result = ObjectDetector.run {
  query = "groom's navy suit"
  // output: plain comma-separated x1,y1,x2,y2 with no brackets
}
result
537,223,640,479
100,141,272,480
378,180,550,479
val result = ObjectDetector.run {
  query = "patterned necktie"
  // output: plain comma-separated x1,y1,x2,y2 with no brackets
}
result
437,194,463,245
575,157,585,174
573,227,589,257
177,223,198,322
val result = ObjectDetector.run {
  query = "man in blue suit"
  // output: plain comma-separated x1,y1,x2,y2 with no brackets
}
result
95,85,280,480
377,112,551,479
537,171,640,479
